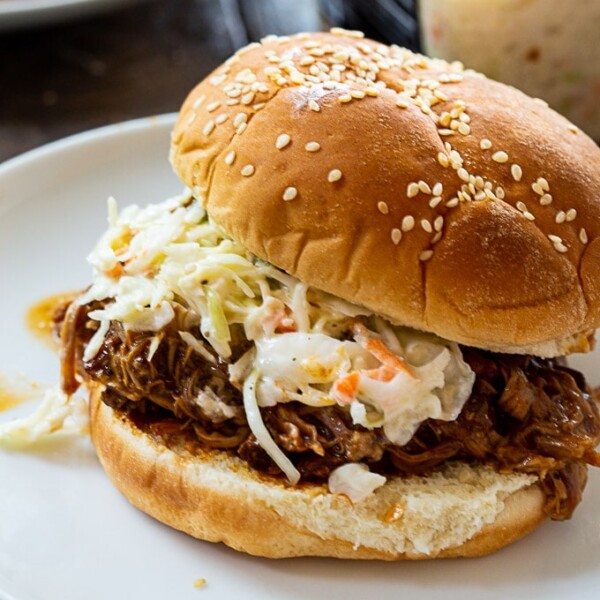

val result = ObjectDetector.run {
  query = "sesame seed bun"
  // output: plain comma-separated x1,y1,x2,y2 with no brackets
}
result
89,386,546,559
170,31,600,357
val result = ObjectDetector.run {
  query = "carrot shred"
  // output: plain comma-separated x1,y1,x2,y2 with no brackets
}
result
364,338,413,377
364,365,397,382
332,371,360,404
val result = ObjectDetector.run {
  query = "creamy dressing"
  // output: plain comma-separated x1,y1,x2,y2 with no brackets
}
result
72,189,476,486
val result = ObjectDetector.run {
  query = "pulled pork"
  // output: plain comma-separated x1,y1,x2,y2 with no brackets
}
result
58,300,600,520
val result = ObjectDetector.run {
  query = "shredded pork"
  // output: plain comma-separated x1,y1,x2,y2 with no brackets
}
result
58,300,600,520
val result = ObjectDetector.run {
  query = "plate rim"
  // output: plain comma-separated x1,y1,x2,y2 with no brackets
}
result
0,113,177,176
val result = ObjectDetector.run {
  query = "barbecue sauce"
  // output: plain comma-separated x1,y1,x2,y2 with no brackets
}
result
26,292,77,349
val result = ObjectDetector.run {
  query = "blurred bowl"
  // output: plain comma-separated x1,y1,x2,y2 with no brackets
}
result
0,0,154,32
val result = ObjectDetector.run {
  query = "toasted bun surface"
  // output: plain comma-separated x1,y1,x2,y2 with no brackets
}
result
170,31,600,356
90,387,545,559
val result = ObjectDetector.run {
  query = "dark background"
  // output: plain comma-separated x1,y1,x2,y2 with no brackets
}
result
0,0,325,162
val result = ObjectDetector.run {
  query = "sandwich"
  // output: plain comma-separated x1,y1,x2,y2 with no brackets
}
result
57,30,600,559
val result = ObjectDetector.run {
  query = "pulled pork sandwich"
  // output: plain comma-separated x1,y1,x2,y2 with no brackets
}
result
59,30,600,559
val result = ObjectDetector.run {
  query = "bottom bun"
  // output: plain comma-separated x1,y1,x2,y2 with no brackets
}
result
89,387,546,559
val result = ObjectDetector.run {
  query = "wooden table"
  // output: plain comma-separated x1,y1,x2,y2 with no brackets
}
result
0,0,322,162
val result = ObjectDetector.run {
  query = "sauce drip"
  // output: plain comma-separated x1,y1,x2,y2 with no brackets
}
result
0,375,37,413
26,291,77,349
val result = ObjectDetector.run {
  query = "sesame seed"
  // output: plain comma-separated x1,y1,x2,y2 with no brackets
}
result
431,231,443,244
391,228,402,245
364,87,380,96
401,215,415,231
224,150,236,165
492,151,509,163
305,141,321,152
210,76,225,87
555,211,566,224
474,191,487,202
480,139,492,150
446,197,459,207
290,71,305,85
351,90,366,99
241,164,255,177
304,40,321,49
215,113,228,125
421,219,433,233
580,228,589,244
496,187,505,199
377,201,389,215
548,234,562,244
300,56,315,66
328,169,342,183
226,99,240,106
236,122,247,135
338,94,353,103
330,27,364,38
432,182,443,196
419,250,434,261
568,124,579,134
437,152,449,168
396,98,409,108
439,129,455,136
555,242,568,253
308,99,320,112
429,196,443,208
440,113,451,127
407,183,419,198
523,211,535,221
537,177,550,191
186,113,196,126
202,120,215,136
276,134,291,149
192,95,206,109
233,112,247,127
458,168,470,183
282,187,298,201
241,92,255,105
532,182,544,195
511,164,523,182
418,180,432,194
206,101,220,112
566,208,577,222
458,122,471,136
434,216,444,232
449,150,462,167
516,201,527,213
540,193,553,205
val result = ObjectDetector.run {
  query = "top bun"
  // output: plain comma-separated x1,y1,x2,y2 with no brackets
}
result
170,30,600,357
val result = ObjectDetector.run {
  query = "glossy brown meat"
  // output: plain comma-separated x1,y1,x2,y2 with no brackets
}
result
59,301,600,520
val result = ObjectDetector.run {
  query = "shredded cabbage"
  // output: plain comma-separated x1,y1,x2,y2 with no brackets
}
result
0,388,89,449
243,370,300,484
328,463,387,503
79,190,476,485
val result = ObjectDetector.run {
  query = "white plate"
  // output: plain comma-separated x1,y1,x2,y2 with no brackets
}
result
0,0,151,31
0,116,598,600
